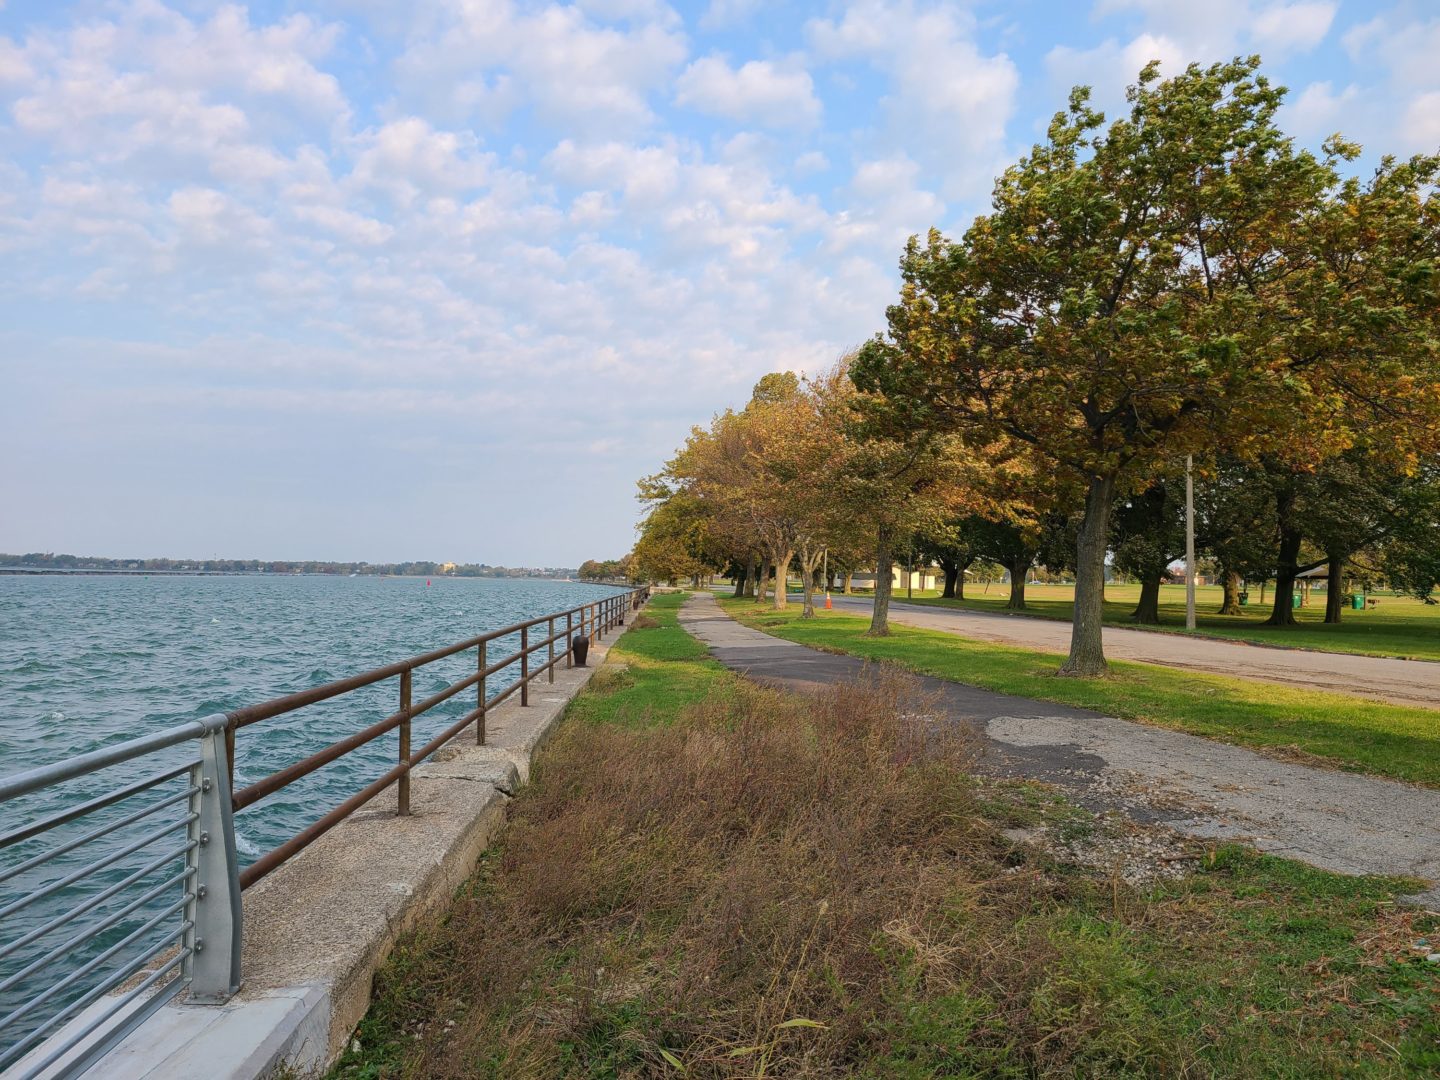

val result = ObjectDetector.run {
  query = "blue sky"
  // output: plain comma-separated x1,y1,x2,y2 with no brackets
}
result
1,0,1436,565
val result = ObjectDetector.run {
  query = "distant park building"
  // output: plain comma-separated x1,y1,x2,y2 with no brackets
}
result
848,564,944,591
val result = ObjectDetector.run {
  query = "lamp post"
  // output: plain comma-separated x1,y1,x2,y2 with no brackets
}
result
1185,455,1196,631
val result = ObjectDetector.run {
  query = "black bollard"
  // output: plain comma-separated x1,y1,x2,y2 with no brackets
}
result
571,635,590,666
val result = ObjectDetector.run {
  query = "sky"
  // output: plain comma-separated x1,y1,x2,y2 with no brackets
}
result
1,0,1436,566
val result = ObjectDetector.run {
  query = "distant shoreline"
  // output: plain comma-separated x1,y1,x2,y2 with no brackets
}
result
0,568,583,580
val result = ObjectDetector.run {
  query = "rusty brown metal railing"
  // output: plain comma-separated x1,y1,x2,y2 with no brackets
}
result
228,586,648,889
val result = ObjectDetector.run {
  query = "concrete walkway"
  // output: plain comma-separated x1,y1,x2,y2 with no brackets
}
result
821,594,1440,710
682,593,1440,904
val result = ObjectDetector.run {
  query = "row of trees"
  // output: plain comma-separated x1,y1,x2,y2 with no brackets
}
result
630,58,1440,677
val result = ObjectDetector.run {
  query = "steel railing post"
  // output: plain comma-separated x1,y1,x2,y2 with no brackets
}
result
398,670,412,816
520,626,529,706
548,617,556,683
187,724,243,1003
477,640,487,745
224,723,236,795
565,611,573,668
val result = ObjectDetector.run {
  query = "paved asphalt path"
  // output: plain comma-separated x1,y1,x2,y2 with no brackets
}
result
820,593,1440,710
681,593,1440,904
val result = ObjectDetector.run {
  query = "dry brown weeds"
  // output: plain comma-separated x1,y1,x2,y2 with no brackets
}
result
366,672,1161,1077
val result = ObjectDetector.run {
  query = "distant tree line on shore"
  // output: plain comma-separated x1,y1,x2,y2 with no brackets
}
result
1,553,578,579
577,557,633,581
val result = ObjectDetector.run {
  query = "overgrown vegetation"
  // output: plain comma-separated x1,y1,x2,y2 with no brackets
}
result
332,602,1438,1078
722,597,1440,790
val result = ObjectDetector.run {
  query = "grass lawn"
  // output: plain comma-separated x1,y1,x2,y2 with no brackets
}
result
562,591,735,728
722,597,1440,789
848,581,1440,662
330,593,1439,1079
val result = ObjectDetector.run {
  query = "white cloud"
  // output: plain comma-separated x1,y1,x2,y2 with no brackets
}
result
675,55,821,128
1060,0,1335,117
292,204,394,246
393,0,687,132
826,154,945,256
0,35,32,84
349,118,493,204
1046,32,1185,113
546,139,685,202
1341,11,1440,151
1402,91,1440,149
1251,3,1336,52
805,0,1018,198
699,0,764,31
1282,80,1360,138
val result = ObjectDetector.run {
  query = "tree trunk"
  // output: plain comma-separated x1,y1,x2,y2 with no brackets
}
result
1217,569,1242,615
800,551,824,618
1060,474,1117,677
1006,558,1029,610
1265,523,1303,627
843,571,853,595
755,560,770,604
955,557,973,601
867,525,894,637
1131,568,1163,624
732,561,748,598
940,559,959,599
772,550,793,610
1324,554,1346,625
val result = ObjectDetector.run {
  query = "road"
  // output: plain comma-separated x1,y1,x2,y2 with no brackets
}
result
682,594,1440,903
819,594,1440,710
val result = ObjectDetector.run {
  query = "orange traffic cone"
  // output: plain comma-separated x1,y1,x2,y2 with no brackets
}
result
824,592,832,610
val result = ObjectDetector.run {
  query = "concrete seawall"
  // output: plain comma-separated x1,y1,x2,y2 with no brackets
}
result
55,608,642,1080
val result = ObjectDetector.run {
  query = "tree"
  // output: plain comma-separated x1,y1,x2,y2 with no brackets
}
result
1110,475,1185,624
855,58,1440,675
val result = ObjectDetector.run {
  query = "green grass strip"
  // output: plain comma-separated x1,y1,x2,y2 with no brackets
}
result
884,584,1440,662
721,597,1440,789
563,591,735,728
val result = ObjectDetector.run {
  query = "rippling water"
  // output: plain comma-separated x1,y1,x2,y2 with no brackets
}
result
0,573,627,1057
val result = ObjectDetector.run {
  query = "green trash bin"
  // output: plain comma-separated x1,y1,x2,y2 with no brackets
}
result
1292,593,1302,609
1238,592,1249,606
1353,593,1365,610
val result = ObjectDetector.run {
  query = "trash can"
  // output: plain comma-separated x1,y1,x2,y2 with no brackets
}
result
1292,593,1302,609
1353,593,1365,610
1238,592,1249,606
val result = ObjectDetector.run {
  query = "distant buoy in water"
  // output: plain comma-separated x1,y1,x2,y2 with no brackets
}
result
427,579,432,586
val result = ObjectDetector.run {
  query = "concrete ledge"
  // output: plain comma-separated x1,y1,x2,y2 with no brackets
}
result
72,610,640,1079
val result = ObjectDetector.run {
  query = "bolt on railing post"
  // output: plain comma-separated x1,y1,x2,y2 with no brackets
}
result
477,640,487,745
548,617,556,683
520,625,529,706
187,722,243,1003
398,669,412,816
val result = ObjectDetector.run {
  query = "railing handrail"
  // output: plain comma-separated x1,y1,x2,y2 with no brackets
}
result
0,583,648,1077
228,585,648,888
225,586,638,728
0,715,226,803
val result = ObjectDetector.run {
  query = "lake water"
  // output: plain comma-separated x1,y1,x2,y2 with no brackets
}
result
0,573,628,1058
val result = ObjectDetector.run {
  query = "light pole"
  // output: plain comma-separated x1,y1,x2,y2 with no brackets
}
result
1185,455,1196,630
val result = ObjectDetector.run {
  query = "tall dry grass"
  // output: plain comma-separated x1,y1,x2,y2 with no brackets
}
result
360,672,1161,1077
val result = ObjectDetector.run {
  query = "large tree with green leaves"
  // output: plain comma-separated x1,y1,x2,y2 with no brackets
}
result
855,57,1440,675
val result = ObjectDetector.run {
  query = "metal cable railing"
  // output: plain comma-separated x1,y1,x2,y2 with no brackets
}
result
0,584,647,1078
